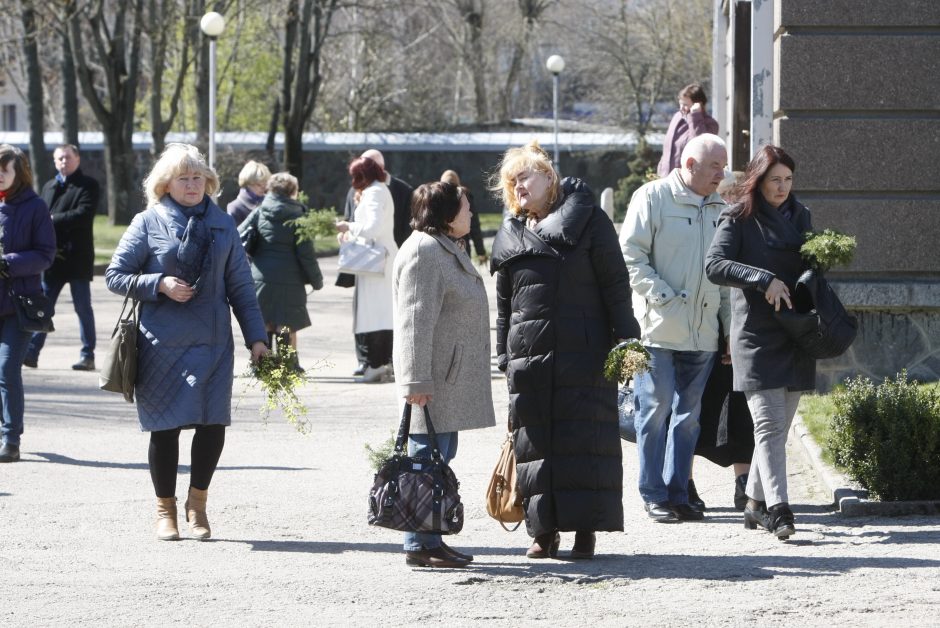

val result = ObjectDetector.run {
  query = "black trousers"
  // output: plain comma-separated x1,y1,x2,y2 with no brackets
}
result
357,330,393,368
149,425,226,498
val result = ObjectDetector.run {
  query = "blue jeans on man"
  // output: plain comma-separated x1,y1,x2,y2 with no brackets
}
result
634,347,716,505
0,315,32,447
403,430,458,551
26,276,96,363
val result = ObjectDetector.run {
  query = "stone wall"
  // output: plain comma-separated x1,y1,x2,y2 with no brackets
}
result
775,0,940,389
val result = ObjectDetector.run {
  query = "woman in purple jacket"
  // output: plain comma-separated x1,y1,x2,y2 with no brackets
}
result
657,83,720,177
0,145,56,463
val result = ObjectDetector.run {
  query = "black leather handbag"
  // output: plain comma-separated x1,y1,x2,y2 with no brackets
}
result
774,268,857,359
368,404,464,534
12,291,55,333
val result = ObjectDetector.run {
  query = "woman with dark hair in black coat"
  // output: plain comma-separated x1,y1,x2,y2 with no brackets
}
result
705,144,815,540
490,141,640,560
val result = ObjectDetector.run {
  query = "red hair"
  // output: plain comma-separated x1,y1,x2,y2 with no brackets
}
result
348,156,386,191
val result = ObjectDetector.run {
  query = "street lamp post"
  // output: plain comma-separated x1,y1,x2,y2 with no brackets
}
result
200,12,226,170
545,54,565,171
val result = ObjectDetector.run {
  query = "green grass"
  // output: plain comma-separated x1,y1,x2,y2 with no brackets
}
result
798,393,838,468
93,214,338,265
94,215,129,266
478,212,504,232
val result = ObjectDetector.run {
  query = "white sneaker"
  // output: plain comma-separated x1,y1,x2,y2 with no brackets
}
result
361,364,390,383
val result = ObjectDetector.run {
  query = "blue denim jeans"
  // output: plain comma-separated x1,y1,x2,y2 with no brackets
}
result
403,430,458,551
634,348,716,505
0,315,32,447
27,277,96,360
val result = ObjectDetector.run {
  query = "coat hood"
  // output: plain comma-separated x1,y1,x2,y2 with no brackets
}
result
489,177,595,272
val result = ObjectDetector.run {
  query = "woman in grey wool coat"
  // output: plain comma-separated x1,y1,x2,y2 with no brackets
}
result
106,144,268,542
392,181,496,568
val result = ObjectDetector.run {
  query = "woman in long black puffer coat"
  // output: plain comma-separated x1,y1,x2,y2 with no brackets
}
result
490,141,640,560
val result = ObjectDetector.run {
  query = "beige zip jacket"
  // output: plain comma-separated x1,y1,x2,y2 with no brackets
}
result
619,170,731,351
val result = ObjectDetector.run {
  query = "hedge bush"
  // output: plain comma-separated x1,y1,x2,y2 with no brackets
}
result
828,371,940,501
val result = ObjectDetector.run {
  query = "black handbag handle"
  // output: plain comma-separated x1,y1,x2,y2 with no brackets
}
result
394,403,443,461
112,275,141,337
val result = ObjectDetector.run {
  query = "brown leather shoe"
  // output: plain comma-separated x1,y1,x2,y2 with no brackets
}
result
405,546,469,568
440,541,473,562
569,531,595,560
526,532,560,559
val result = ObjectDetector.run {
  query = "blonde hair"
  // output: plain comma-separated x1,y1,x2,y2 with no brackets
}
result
143,143,219,207
440,169,461,186
489,140,559,217
266,171,299,198
238,160,272,188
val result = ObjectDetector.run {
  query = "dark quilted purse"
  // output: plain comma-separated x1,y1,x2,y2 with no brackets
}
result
774,268,858,359
368,404,464,534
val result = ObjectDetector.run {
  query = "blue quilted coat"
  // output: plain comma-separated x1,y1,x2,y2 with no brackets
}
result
105,196,267,431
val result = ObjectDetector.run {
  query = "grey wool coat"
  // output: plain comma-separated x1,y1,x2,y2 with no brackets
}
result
392,230,496,434
105,196,267,431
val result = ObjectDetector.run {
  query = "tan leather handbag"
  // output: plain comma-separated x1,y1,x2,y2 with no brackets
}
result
485,433,524,530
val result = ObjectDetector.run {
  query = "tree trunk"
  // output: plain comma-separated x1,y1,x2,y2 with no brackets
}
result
61,30,80,147
20,3,52,186
103,129,139,225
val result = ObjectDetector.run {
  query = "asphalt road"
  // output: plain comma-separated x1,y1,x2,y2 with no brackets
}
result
2,255,939,627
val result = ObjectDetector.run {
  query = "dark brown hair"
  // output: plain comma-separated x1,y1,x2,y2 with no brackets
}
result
349,156,387,192
0,144,34,201
679,83,708,106
410,181,463,235
730,144,797,220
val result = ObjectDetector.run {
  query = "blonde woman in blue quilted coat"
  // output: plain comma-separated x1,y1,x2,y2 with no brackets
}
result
105,144,268,541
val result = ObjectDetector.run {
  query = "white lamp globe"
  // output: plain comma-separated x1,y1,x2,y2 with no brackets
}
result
200,12,225,38
546,55,565,74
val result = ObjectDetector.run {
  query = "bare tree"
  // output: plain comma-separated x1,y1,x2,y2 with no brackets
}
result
280,0,339,181
496,0,553,122
68,0,146,224
16,1,54,184
145,0,194,155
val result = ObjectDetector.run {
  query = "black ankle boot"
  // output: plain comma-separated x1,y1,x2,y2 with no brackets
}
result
766,503,796,539
734,473,749,511
570,531,595,560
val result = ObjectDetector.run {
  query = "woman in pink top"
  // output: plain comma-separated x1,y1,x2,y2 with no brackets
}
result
657,83,719,177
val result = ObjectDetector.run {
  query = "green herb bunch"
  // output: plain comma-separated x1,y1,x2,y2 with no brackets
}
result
249,344,310,434
365,434,398,472
801,229,856,272
604,340,651,383
288,207,340,244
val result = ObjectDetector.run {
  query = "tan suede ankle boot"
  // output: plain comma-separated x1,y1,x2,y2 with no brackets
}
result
185,487,211,540
156,497,179,541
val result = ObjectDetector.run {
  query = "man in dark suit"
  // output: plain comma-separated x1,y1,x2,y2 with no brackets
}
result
338,148,413,376
24,144,99,371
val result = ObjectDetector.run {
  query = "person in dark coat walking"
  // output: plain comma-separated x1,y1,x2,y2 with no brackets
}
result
226,160,271,226
24,144,99,371
490,141,640,560
106,144,268,541
705,145,815,540
239,172,322,372
0,145,56,463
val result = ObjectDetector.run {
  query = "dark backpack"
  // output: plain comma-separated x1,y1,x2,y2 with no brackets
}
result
774,269,858,360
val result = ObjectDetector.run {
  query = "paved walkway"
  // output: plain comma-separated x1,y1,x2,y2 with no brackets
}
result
2,256,939,627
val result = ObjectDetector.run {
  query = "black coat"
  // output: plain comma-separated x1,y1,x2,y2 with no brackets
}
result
40,169,99,281
491,178,641,536
705,195,816,391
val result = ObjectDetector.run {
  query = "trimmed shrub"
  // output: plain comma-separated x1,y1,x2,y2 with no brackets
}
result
828,371,940,501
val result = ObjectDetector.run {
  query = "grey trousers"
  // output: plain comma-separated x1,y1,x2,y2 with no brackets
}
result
744,388,802,507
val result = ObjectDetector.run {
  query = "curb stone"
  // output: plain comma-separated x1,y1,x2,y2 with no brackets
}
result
791,414,940,517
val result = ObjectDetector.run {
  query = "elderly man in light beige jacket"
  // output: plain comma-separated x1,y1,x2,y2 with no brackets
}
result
392,181,495,568
620,133,731,523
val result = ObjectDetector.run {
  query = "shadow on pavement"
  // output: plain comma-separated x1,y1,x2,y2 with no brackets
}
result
30,452,312,472
220,539,402,554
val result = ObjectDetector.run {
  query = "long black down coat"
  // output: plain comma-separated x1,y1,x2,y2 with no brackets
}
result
491,178,641,536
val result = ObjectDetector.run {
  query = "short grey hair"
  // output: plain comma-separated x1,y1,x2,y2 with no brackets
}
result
680,133,727,169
